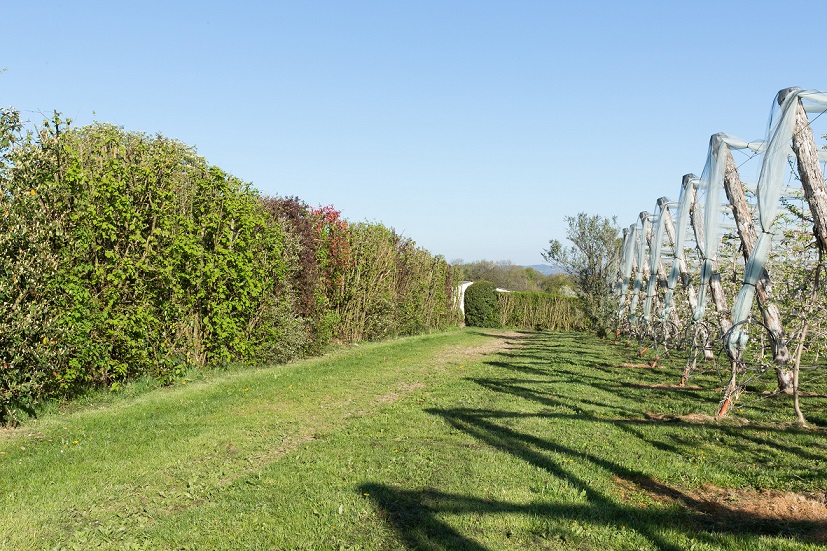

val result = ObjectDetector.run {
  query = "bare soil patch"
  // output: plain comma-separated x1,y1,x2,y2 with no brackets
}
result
615,474,827,543
377,382,425,404
642,412,747,425
433,331,525,366
675,412,718,423
630,383,703,390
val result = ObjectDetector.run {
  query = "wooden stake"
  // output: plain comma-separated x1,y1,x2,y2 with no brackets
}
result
722,145,793,392
661,198,698,312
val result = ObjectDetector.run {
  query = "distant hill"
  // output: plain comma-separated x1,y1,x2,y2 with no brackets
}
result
524,264,565,275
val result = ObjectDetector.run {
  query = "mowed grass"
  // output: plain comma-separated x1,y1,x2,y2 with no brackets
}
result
1,329,826,550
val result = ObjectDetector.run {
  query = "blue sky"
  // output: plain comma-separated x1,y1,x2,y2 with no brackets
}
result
2,1,825,265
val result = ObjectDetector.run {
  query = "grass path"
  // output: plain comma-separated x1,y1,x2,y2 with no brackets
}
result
1,329,826,549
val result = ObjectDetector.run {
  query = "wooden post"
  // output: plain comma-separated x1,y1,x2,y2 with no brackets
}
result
722,145,793,392
689,198,732,336
660,197,698,313
788,93,827,251
787,92,827,408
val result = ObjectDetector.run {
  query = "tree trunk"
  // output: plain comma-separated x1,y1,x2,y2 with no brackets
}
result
790,97,827,253
722,146,793,392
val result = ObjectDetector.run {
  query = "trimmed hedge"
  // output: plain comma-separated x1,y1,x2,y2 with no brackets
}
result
464,281,500,328
498,292,585,331
0,114,460,424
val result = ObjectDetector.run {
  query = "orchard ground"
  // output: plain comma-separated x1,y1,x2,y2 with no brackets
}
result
1,328,825,550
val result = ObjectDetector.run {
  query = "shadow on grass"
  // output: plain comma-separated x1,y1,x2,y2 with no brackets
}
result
362,423,826,550
358,483,490,550
363,331,826,549
418,407,824,549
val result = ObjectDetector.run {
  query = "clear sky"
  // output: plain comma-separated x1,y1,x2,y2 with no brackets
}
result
2,1,825,265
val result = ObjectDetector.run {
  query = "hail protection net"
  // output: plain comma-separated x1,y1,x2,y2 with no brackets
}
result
663,174,696,316
644,200,667,321
628,216,648,321
617,223,638,319
729,88,827,345
692,136,725,323
691,131,766,324
615,227,629,298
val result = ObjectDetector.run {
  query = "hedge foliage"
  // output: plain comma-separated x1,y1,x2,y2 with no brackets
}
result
463,281,500,328
497,292,585,331
0,113,459,423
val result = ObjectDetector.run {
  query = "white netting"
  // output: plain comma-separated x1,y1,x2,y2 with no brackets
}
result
616,223,638,319
643,200,668,321
628,215,648,321
663,174,696,315
730,89,827,342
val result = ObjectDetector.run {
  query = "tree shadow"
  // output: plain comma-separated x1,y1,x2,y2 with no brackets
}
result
363,331,826,548
358,483,490,550
469,371,827,464
421,406,826,548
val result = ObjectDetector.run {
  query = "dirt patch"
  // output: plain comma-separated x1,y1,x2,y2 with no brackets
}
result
675,412,718,423
433,331,525,366
377,382,425,404
614,474,827,542
642,412,743,424
631,383,703,390
691,485,827,522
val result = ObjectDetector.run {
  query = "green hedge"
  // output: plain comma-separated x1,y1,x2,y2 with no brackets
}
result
464,281,500,328
497,292,585,331
338,223,459,342
0,120,304,420
0,114,460,423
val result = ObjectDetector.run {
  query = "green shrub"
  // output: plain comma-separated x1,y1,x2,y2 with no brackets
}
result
464,281,500,328
0,113,461,423
0,117,304,422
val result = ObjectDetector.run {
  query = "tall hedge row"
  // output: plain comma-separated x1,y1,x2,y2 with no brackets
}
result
0,114,459,423
338,223,456,342
463,283,586,331
497,292,585,331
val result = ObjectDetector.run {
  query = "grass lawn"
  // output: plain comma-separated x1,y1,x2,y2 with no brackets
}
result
1,329,825,550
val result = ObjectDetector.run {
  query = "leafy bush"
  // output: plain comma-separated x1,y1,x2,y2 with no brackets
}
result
0,113,461,424
259,196,340,354
0,117,303,422
464,281,500,328
338,223,459,341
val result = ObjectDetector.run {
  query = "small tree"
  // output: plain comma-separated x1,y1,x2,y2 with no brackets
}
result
543,213,621,336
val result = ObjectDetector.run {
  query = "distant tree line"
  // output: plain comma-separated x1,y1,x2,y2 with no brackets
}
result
0,112,459,423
